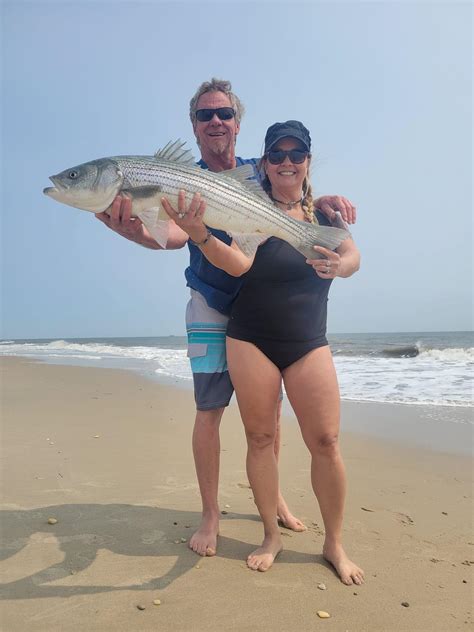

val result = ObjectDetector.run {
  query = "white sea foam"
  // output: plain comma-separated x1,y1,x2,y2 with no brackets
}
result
1,338,472,411
418,347,474,362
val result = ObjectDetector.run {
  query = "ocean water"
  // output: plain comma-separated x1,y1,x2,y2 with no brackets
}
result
1,331,472,411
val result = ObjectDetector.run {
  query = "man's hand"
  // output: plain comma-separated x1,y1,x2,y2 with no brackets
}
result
314,195,357,225
95,195,146,243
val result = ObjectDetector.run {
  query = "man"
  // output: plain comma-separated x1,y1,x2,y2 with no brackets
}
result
96,78,356,557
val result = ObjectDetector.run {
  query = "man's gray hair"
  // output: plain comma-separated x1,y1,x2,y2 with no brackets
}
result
189,78,245,126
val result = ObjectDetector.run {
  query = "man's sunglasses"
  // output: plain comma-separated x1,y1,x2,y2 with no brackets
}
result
266,149,309,165
195,107,236,122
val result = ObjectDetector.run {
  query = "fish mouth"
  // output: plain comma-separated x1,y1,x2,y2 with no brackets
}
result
43,176,62,197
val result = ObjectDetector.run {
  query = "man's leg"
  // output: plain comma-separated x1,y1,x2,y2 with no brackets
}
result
189,407,224,556
186,291,233,556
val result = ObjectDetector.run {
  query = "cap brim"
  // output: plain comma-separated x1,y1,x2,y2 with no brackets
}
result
266,133,310,152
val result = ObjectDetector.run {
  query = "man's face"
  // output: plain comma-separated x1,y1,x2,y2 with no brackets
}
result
193,91,240,157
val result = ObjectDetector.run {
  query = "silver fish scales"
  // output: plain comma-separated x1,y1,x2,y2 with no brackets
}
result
44,139,350,258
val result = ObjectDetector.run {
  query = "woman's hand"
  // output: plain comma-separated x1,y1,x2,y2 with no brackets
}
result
306,246,341,279
161,190,208,243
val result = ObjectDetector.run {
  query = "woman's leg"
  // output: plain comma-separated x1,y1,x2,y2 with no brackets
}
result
283,345,364,585
226,337,283,571
274,399,307,532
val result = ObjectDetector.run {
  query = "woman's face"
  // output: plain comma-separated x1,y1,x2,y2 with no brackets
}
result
264,137,310,191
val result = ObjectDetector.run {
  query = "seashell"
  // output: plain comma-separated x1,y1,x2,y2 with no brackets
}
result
136,604,146,610
47,518,58,525
317,610,330,618
317,583,327,590
153,599,161,606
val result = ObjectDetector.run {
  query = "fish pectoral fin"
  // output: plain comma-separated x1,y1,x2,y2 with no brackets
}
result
137,208,171,248
229,232,269,257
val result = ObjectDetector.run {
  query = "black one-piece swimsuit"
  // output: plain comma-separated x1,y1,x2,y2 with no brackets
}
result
227,212,333,371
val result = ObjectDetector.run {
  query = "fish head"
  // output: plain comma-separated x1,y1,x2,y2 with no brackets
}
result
43,158,123,213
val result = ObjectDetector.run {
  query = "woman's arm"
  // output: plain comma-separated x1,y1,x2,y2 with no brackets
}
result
335,238,360,278
161,191,254,276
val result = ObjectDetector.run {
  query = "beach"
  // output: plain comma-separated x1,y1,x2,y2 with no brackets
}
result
0,357,472,631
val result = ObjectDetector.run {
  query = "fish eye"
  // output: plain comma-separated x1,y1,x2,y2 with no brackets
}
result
68,170,79,179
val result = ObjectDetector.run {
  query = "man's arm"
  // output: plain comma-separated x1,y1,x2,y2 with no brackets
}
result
314,195,357,225
95,195,188,250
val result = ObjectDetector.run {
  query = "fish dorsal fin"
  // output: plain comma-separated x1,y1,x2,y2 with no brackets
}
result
154,139,196,166
239,178,269,200
219,164,270,201
220,164,255,182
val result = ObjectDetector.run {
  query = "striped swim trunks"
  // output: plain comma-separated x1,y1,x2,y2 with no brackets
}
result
186,290,234,411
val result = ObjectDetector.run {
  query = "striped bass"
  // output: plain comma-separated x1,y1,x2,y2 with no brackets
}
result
43,139,350,258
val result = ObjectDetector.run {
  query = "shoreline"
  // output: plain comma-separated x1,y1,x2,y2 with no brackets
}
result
1,357,472,631
3,354,472,456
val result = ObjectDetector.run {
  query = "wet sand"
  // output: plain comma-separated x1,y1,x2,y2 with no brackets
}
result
1,357,472,631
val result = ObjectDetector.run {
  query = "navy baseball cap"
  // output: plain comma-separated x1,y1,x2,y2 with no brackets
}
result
264,120,311,153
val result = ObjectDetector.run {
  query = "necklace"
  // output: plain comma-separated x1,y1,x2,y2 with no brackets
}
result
270,194,303,210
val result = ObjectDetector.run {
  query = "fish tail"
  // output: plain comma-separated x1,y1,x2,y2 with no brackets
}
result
295,224,351,259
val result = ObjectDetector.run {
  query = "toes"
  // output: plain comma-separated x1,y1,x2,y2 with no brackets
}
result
205,546,216,557
247,556,259,571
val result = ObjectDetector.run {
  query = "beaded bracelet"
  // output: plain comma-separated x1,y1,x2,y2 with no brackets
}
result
190,228,213,248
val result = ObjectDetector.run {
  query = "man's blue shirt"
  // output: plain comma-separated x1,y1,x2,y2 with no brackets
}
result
184,156,258,316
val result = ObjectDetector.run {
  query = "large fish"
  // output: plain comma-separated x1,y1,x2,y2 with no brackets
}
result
43,139,350,258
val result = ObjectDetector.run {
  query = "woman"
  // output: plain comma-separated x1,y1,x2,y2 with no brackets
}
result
162,120,364,585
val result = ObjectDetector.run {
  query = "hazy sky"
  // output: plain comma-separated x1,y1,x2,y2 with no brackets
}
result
1,1,472,339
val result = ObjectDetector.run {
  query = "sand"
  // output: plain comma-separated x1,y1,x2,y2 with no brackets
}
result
0,357,472,631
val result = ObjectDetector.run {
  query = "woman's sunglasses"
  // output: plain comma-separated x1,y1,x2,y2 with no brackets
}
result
266,149,309,165
195,107,236,122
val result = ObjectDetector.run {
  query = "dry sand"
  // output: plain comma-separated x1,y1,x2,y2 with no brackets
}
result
0,357,472,631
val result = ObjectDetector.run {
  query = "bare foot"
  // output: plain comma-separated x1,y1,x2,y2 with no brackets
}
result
323,541,364,585
277,494,307,532
188,514,219,557
247,533,283,572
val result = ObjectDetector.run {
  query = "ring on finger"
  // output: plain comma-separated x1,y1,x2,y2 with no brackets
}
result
177,212,186,219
